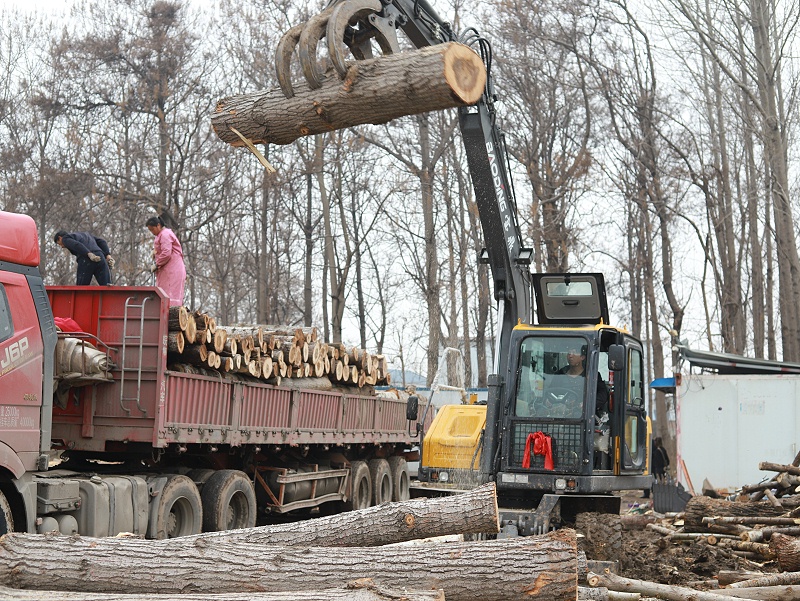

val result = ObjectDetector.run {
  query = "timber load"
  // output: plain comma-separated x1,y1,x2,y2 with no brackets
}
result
212,42,487,148
165,306,390,391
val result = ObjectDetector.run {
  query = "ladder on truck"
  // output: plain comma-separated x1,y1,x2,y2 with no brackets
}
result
118,296,150,416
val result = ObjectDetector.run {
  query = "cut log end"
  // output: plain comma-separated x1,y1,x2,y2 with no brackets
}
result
443,44,487,105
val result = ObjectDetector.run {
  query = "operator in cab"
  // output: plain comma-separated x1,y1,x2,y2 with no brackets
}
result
515,341,609,420
557,345,609,417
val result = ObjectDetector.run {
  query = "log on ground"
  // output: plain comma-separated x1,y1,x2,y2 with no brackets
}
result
770,532,800,571
0,580,444,601
0,529,578,599
197,481,499,547
684,496,786,532
587,570,800,601
212,42,486,147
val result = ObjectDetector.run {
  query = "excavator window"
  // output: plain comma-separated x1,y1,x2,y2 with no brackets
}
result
515,336,588,418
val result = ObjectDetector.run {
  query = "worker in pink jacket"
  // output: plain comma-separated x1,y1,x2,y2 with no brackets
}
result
146,216,186,306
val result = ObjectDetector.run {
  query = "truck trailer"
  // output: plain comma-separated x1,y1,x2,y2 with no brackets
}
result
0,210,425,538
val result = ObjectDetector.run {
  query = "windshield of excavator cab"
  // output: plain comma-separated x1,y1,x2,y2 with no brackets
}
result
515,336,591,419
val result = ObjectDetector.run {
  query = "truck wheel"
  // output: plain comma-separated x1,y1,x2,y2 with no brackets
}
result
575,511,622,561
388,456,410,502
349,460,372,510
151,475,202,539
185,468,216,491
201,470,257,532
369,458,393,506
0,490,13,534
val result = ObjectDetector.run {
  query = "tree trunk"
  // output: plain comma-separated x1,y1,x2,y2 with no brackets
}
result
0,582,444,601
167,305,189,331
166,331,184,354
589,570,800,600
716,571,767,586
212,43,486,147
180,343,208,365
0,530,577,599
759,461,800,476
769,532,800,571
683,496,785,532
728,570,800,588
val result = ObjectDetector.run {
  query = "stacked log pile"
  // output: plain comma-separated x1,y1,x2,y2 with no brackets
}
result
166,306,391,392
606,453,800,599
0,483,581,601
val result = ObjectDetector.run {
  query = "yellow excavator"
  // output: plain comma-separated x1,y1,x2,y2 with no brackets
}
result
276,0,652,539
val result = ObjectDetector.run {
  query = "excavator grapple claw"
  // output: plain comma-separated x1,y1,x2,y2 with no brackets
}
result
274,0,400,99
275,22,305,99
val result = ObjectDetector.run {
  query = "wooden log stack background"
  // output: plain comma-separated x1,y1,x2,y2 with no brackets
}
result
166,306,391,392
620,450,800,599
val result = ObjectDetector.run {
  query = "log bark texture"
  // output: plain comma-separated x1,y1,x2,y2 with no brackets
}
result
196,481,498,546
729,571,800,588
0,530,578,599
212,43,486,147
0,581,444,601
588,570,800,600
770,532,800,571
684,496,785,532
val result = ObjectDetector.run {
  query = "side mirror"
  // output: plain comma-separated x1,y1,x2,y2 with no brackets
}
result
406,395,419,421
608,344,625,371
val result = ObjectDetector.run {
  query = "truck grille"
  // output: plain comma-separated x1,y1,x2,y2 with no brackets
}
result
510,421,583,473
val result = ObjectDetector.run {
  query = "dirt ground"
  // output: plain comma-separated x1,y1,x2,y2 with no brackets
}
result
613,491,778,587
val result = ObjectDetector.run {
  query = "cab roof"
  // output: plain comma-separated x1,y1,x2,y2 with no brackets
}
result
0,211,39,267
530,273,609,325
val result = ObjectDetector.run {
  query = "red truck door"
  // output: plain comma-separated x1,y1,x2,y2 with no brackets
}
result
0,270,44,475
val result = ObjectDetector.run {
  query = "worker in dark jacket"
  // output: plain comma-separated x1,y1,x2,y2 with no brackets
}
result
651,437,670,482
54,230,114,285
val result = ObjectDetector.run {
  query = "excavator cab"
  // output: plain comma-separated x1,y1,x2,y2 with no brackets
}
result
492,274,650,535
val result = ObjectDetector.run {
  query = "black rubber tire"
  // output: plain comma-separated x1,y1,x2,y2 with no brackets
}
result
0,490,13,535
575,511,622,561
185,468,216,490
388,456,410,502
349,460,372,510
369,458,393,506
151,475,202,539
201,470,257,532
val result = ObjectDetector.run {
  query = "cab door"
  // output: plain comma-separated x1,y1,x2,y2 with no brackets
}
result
620,341,647,472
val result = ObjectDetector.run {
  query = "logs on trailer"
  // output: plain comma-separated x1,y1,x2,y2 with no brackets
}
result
167,305,189,331
0,530,578,599
212,43,487,147
0,582,445,601
166,310,391,389
166,331,184,355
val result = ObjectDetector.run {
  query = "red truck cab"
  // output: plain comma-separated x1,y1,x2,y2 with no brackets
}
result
0,213,55,478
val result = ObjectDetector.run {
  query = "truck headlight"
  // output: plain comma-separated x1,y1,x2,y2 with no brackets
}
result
439,471,449,482
555,478,567,490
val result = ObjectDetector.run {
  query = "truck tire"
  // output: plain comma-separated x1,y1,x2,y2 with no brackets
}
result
150,475,202,539
201,470,257,532
185,468,216,491
388,456,410,502
369,458,393,506
0,490,13,534
349,460,372,510
575,511,622,561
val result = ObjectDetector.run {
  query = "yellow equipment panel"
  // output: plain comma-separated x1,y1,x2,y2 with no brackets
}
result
421,404,487,470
